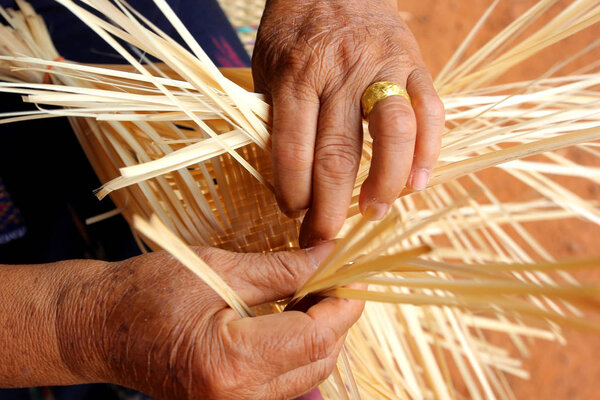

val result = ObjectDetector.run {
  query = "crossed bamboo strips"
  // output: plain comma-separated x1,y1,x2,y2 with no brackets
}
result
1,0,600,399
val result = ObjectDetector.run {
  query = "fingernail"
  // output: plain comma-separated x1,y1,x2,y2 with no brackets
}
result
410,168,430,191
365,203,389,221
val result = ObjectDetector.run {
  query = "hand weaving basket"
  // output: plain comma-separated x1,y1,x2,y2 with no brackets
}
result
1,1,600,399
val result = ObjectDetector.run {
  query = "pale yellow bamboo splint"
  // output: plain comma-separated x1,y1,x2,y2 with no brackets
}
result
0,1,599,399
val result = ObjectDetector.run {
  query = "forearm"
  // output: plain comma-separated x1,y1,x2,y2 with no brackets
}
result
0,259,107,387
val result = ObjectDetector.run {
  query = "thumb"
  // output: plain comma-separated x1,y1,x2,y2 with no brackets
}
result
210,241,335,306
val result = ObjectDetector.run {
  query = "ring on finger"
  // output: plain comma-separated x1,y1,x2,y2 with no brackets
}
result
360,81,410,121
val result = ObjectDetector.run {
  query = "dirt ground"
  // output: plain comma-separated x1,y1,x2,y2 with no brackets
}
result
396,1,600,399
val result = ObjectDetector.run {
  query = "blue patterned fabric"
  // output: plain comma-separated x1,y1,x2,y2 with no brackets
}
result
0,177,26,245
0,0,249,398
0,0,250,66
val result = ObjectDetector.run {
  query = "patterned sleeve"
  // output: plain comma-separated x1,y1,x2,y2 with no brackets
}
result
0,177,26,245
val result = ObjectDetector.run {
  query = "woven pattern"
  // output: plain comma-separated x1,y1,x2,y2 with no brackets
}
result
67,116,300,253
1,2,600,399
217,0,265,54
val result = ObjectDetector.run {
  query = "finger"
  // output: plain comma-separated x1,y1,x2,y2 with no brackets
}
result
271,87,320,216
305,283,366,336
300,93,363,247
359,76,417,220
201,242,335,306
224,293,363,376
264,335,345,399
405,68,445,191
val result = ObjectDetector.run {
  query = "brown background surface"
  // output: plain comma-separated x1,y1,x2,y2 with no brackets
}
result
397,1,600,399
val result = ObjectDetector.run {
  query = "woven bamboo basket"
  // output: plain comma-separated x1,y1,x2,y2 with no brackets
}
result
72,78,302,254
1,0,600,399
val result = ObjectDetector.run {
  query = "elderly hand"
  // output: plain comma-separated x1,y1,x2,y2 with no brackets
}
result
253,0,445,247
1,243,363,399
61,244,363,399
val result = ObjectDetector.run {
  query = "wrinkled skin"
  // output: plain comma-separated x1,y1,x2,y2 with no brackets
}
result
253,0,445,247
56,243,363,400
2,2,442,398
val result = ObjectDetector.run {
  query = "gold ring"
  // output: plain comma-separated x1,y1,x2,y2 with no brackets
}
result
361,81,410,120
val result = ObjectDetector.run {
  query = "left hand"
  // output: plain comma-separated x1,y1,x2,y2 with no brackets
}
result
55,243,363,399
253,0,445,247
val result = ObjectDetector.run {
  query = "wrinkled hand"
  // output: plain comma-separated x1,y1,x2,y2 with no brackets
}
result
253,0,445,247
58,243,363,400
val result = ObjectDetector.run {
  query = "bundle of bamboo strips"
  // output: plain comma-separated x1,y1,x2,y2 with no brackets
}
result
1,0,599,398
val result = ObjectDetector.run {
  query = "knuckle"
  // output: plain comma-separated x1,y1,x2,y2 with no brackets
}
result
407,68,445,122
282,46,311,71
408,67,432,87
380,44,413,72
241,253,298,296
269,252,302,287
315,138,360,180
417,94,445,122
387,104,416,127
273,138,314,172
307,326,337,363
272,75,320,106
331,36,370,74
381,109,417,145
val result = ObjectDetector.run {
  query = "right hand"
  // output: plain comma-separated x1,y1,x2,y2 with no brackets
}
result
57,243,364,399
252,0,445,247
